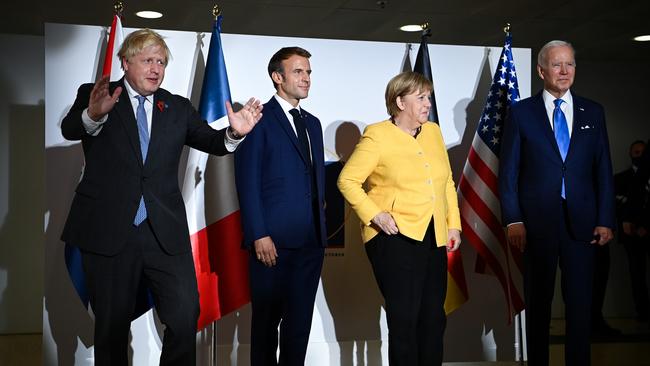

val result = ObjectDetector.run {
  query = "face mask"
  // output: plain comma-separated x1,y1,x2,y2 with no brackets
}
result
632,157,643,167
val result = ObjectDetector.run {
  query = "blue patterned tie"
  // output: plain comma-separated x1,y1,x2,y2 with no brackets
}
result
553,98,570,199
134,95,149,226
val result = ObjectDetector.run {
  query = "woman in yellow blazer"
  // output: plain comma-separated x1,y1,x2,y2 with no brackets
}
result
337,71,461,366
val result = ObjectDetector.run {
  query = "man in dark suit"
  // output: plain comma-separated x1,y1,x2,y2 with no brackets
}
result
234,47,326,365
615,140,649,324
499,40,615,366
61,29,262,366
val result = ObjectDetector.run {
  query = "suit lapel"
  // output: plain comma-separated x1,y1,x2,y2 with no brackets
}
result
532,93,563,160
269,98,311,165
566,95,587,162
113,79,144,167
146,91,168,169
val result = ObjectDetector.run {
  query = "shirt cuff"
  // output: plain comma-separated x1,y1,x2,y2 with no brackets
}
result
507,221,524,227
224,127,245,152
82,108,108,136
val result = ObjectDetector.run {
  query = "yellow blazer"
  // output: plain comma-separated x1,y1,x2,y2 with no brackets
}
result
337,120,461,246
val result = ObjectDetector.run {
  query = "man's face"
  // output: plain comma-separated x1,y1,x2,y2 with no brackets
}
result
537,45,575,98
273,55,311,106
630,142,646,159
123,44,166,96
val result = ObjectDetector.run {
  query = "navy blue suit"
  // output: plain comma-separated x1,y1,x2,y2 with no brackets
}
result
235,96,326,365
499,92,614,366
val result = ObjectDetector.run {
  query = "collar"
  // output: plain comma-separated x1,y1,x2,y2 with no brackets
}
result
542,89,573,108
123,78,152,104
274,94,301,115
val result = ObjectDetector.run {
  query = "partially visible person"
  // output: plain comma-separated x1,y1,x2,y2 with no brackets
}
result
499,40,615,366
234,46,327,365
337,71,461,366
60,29,262,366
615,140,649,324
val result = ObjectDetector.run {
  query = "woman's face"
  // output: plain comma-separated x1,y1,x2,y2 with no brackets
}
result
396,89,432,125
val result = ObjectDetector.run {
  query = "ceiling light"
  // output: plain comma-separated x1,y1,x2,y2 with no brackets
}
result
400,25,424,32
633,35,650,42
136,11,163,19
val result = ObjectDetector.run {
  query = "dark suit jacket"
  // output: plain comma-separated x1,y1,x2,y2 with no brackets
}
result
234,96,327,248
499,92,615,241
61,79,229,256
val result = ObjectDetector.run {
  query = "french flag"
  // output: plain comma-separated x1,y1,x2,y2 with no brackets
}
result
181,15,251,330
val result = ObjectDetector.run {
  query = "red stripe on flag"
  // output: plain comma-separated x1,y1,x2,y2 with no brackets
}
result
458,174,508,250
467,147,499,197
460,215,513,318
102,15,119,77
190,210,250,330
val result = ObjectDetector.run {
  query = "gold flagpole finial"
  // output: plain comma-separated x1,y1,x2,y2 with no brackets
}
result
114,1,124,16
420,22,432,37
503,23,511,34
213,5,221,19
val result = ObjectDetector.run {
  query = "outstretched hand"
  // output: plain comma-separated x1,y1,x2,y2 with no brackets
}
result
226,98,263,137
88,75,122,121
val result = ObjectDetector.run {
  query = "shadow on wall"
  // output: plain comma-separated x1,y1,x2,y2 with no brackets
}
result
319,120,385,365
0,103,45,334
44,139,95,366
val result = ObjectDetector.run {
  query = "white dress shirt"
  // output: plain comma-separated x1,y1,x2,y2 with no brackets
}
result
542,89,574,137
273,94,312,160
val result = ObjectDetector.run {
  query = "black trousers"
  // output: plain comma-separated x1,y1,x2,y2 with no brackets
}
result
365,224,447,366
81,220,200,366
591,242,610,325
249,245,324,366
524,202,594,366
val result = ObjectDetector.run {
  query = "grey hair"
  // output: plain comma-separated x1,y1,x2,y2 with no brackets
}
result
537,40,575,66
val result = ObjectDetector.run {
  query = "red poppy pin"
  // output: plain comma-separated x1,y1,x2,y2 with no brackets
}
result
156,100,167,112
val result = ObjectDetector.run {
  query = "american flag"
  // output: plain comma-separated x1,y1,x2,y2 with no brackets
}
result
457,33,525,319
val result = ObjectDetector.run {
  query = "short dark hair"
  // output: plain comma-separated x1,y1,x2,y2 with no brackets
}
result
267,47,311,89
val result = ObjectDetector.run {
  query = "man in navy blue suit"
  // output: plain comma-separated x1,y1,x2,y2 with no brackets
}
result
499,40,615,366
235,47,326,365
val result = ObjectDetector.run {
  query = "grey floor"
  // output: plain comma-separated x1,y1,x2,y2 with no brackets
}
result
1,318,648,365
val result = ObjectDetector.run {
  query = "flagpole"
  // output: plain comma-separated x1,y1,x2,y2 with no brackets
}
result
209,6,221,366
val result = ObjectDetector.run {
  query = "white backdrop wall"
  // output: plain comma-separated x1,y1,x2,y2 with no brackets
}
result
42,23,532,365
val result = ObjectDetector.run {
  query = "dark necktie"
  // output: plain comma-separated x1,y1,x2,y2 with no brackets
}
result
134,95,149,225
553,98,570,199
289,108,311,164
289,108,321,245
